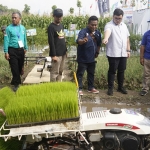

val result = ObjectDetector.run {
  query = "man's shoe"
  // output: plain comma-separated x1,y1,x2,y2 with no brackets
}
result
88,88,99,94
117,87,127,94
79,90,83,96
13,85,19,92
140,90,148,96
107,88,113,96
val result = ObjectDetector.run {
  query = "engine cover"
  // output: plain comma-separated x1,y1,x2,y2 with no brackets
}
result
121,135,139,150
103,132,119,150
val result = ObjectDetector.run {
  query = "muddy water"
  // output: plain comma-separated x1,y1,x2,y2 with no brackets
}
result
80,90,150,119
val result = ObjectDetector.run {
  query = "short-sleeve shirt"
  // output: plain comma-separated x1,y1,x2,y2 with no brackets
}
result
76,27,101,63
141,30,150,60
104,20,130,57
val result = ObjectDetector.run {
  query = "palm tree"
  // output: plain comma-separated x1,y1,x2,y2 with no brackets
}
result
69,7,74,15
77,0,82,16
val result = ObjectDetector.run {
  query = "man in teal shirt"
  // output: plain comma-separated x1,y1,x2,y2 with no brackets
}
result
4,12,28,92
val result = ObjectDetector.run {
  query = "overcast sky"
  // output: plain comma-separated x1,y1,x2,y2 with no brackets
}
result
1,0,100,16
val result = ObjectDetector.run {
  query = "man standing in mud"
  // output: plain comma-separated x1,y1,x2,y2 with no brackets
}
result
3,12,28,92
76,16,101,96
140,29,150,96
48,8,67,82
103,8,131,96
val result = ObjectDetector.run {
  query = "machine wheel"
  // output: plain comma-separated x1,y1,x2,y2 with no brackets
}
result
93,142,103,150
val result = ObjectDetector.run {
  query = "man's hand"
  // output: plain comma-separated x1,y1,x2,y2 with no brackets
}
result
0,109,6,116
52,56,58,62
95,52,99,58
140,58,144,66
127,52,131,58
82,37,88,43
24,50,27,54
78,37,88,45
102,38,108,44
4,53,10,60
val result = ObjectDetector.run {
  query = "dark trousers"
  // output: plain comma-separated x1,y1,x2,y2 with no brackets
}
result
107,57,127,89
76,62,96,90
8,47,25,85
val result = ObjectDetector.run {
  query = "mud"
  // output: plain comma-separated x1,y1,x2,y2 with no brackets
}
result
80,90,150,119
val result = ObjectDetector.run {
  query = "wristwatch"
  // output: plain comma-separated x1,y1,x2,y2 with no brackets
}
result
127,50,131,52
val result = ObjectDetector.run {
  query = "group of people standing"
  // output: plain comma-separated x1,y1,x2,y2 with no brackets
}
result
76,8,131,96
3,8,150,97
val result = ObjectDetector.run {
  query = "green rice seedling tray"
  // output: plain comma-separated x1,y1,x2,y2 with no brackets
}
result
5,116,80,129
4,82,80,128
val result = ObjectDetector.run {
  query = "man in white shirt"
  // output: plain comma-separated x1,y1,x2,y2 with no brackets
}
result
103,8,131,96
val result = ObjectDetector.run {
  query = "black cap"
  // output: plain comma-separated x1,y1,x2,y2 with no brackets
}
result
53,8,63,17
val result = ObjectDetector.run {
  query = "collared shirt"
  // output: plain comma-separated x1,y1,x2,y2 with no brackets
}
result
76,27,101,63
4,24,28,53
104,20,130,57
141,30,150,60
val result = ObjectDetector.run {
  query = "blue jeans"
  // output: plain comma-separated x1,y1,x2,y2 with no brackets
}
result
76,62,96,90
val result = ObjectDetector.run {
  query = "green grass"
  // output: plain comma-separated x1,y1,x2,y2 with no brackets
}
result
4,82,79,125
0,54,12,84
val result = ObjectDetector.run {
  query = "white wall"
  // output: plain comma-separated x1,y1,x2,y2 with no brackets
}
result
132,9,150,35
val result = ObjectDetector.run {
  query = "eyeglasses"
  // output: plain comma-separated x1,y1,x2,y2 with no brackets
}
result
114,17,122,21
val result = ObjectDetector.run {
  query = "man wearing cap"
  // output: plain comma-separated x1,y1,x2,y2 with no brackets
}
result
48,8,67,82
140,29,150,96
3,12,28,92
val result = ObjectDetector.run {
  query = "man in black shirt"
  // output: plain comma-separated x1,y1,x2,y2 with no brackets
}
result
48,8,67,82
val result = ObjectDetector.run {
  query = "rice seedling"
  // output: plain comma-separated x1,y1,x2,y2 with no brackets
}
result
5,82,79,125
0,87,15,109
0,138,23,150
0,87,23,150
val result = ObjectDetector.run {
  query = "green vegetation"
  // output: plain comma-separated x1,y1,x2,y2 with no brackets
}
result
4,82,79,125
0,138,23,150
0,54,11,84
0,14,142,88
130,33,142,51
70,54,143,90
0,14,111,46
0,87,23,150
95,55,143,90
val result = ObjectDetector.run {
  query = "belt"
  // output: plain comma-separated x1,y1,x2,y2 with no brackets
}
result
9,47,24,50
